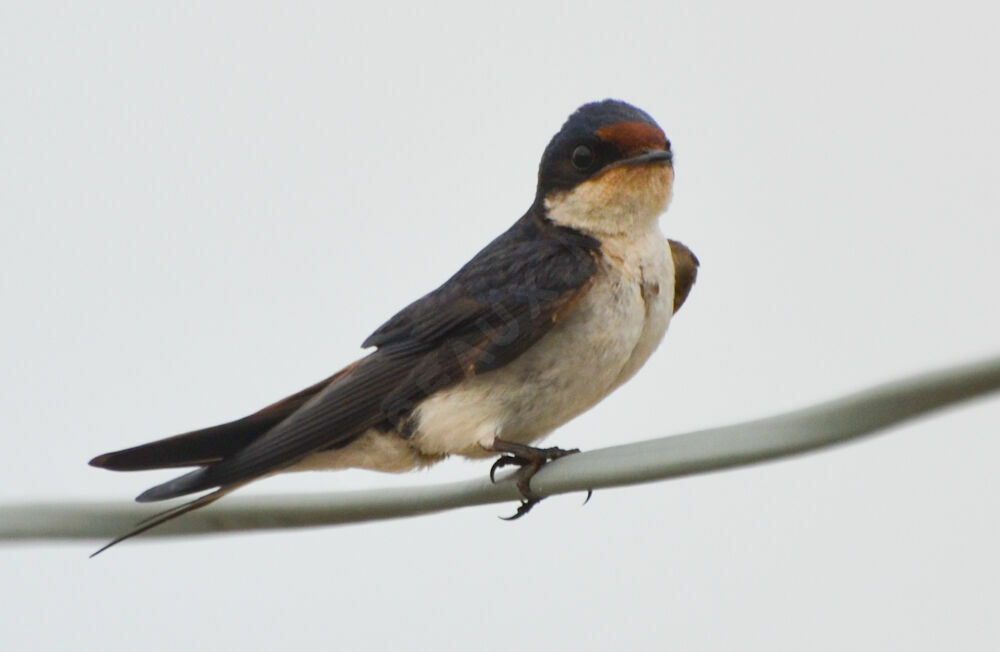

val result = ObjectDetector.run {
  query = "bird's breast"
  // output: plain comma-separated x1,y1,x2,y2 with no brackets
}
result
410,228,675,459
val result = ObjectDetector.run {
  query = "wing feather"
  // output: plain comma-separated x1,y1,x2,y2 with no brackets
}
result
89,363,360,471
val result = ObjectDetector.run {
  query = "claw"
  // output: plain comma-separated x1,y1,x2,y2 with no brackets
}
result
582,489,593,505
499,498,540,521
485,439,584,520
489,454,527,484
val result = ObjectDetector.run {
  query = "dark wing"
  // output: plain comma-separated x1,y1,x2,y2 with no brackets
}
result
668,239,699,313
369,217,600,422
128,212,600,503
89,363,360,471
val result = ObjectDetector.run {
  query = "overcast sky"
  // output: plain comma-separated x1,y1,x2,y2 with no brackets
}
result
3,2,999,650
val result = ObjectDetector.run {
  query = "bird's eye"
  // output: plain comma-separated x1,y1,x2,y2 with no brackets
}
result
571,145,595,171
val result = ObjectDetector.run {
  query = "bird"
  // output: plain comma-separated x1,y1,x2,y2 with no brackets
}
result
89,99,699,553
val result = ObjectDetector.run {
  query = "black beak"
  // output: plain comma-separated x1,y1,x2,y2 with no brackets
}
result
622,149,673,167
600,149,673,174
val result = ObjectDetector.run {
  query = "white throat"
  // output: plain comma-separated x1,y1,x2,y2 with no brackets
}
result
543,164,674,237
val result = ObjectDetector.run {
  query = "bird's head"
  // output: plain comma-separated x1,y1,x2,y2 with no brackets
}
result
536,99,673,237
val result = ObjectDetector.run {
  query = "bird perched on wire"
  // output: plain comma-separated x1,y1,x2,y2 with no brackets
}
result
90,99,699,553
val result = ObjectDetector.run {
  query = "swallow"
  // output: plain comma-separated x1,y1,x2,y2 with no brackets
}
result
90,99,699,552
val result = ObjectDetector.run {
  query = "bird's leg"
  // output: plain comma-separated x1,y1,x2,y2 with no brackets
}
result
486,439,581,520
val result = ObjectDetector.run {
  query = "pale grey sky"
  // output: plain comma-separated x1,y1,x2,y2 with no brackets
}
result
2,1,999,650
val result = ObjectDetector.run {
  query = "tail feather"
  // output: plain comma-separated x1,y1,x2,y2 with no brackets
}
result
88,361,366,554
134,468,211,503
90,485,242,557
89,365,359,471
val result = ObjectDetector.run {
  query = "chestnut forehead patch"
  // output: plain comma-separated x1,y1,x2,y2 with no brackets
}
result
596,121,667,156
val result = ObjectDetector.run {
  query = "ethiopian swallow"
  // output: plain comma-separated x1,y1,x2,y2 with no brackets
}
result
90,99,698,552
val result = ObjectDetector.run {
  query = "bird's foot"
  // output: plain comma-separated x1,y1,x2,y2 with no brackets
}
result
487,440,581,520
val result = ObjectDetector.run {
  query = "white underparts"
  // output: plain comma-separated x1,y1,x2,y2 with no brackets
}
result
288,429,442,473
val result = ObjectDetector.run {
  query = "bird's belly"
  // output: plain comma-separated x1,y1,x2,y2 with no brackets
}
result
411,239,674,459
289,429,442,473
